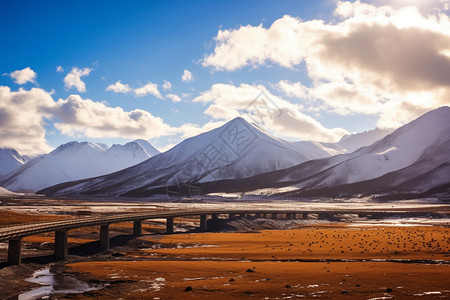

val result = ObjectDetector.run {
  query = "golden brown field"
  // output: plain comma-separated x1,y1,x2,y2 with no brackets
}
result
64,225,450,299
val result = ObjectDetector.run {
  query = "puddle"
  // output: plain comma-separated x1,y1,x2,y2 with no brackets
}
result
13,268,99,300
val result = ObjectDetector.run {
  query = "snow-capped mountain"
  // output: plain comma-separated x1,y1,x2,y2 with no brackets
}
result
40,117,364,197
206,106,450,198
291,106,450,188
322,128,393,154
0,139,159,192
0,147,27,177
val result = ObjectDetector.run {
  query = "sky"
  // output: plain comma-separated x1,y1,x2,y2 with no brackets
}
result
1,0,450,155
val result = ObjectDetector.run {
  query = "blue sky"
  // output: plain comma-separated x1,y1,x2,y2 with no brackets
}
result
1,0,449,154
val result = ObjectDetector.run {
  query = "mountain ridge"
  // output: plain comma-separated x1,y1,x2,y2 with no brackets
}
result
0,139,160,192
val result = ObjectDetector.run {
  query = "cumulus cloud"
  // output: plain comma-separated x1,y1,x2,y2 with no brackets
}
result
178,120,226,139
203,1,450,128
9,67,37,85
162,80,172,90
182,69,193,82
56,65,64,73
166,93,181,103
134,82,163,98
63,67,92,92
194,83,347,142
105,81,164,99
53,95,175,139
106,80,131,94
0,86,55,154
0,86,179,154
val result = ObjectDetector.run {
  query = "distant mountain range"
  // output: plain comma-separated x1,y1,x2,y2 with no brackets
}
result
0,139,159,192
5,107,448,200
198,106,450,199
39,115,398,198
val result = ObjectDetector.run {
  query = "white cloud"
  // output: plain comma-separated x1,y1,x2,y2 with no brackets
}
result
166,93,181,103
0,86,180,154
106,80,131,94
53,95,175,139
162,80,172,90
193,83,347,142
0,86,55,154
134,82,163,98
181,69,193,82
56,65,64,73
9,67,37,85
63,67,92,92
178,120,226,139
277,80,308,99
202,1,450,128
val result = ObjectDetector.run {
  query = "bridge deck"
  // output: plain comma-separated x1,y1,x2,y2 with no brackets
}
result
1,208,447,242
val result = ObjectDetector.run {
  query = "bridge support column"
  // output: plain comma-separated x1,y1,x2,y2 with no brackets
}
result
99,224,110,250
263,213,267,218
239,213,246,218
55,230,68,259
133,220,142,236
199,214,208,231
166,217,174,234
302,213,308,220
318,213,331,220
255,213,262,218
272,213,278,220
292,213,296,219
228,213,236,220
286,213,292,220
7,238,22,265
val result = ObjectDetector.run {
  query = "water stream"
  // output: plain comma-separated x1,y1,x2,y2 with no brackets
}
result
13,268,99,300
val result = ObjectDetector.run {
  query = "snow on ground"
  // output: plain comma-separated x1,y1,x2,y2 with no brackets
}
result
0,186,20,196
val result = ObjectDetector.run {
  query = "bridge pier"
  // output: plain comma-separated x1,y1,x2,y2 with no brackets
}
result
302,213,309,220
133,220,142,236
272,213,278,220
166,217,174,234
286,213,292,220
292,213,296,219
7,238,22,265
199,214,208,231
99,224,110,250
55,230,68,259
263,213,267,218
239,213,246,218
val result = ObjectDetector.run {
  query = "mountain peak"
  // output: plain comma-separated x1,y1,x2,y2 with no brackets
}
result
51,141,106,155
132,139,160,156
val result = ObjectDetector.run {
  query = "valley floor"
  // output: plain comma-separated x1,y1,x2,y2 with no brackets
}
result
0,197,449,299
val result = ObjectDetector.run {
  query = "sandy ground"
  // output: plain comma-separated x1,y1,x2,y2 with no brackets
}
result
0,199,449,299
61,225,450,299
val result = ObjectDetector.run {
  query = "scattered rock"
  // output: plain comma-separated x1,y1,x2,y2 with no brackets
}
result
229,278,235,282
184,286,193,292
246,268,255,273
285,284,291,288
386,288,393,293
341,290,350,295
355,284,360,287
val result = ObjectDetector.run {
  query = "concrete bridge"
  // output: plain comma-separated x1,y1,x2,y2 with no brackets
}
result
0,208,446,265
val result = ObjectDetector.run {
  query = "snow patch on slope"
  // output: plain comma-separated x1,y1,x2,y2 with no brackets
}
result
0,147,27,177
